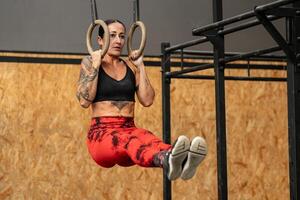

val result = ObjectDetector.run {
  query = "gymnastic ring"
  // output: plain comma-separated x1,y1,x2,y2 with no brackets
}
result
127,21,147,60
86,19,110,57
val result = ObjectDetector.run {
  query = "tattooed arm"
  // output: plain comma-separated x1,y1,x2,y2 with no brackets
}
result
76,55,100,108
129,52,155,107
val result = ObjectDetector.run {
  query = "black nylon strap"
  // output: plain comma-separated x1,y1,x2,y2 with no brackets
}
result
90,0,99,24
133,0,140,22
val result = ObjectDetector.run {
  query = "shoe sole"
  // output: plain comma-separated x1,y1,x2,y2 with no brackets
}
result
168,135,190,181
181,136,207,180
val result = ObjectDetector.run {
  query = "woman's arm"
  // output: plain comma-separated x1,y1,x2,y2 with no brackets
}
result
76,51,102,108
129,53,155,107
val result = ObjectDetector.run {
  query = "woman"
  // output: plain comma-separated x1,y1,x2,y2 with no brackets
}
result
76,19,207,181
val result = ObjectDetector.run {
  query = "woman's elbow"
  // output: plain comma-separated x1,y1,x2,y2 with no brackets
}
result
77,98,91,108
80,101,91,108
141,95,155,107
142,100,153,107
76,92,92,108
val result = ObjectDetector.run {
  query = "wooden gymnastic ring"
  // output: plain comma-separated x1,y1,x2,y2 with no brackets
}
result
127,21,146,60
86,19,109,57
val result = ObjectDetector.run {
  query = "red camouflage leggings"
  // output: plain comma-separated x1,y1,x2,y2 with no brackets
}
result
86,117,171,168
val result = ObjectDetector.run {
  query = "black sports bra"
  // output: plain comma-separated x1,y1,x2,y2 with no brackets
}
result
93,62,136,103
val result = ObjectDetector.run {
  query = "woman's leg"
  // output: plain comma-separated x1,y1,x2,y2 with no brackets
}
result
86,118,135,168
124,129,193,180
86,117,207,181
123,128,172,167
87,132,119,168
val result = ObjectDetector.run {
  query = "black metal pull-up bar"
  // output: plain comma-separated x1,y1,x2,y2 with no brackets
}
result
165,46,283,77
161,1,300,200
171,49,286,60
166,17,279,53
192,0,295,36
165,14,281,54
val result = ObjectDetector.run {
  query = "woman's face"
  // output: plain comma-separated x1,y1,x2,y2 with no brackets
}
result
99,22,126,57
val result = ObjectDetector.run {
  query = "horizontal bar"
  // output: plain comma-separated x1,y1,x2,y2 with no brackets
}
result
221,46,282,64
167,60,286,70
219,15,281,36
165,37,208,53
192,0,294,36
172,74,287,82
166,46,285,77
193,11,254,35
165,62,214,77
225,64,286,70
172,49,286,60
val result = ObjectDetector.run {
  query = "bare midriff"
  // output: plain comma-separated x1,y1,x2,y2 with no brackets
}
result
91,101,135,118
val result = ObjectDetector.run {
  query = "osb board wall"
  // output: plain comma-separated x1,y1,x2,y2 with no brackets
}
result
0,58,288,200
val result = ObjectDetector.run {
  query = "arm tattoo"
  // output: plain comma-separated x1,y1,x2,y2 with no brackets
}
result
77,57,98,102
78,67,98,84
79,57,98,83
76,88,93,102
111,101,130,111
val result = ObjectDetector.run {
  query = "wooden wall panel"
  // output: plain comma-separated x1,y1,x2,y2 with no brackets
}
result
0,58,288,200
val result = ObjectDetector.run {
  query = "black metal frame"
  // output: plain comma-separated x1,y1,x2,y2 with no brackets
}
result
161,0,300,200
161,43,172,200
286,1,300,200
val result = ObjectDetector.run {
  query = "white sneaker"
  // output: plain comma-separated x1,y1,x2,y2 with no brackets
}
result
167,135,190,181
180,136,207,180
